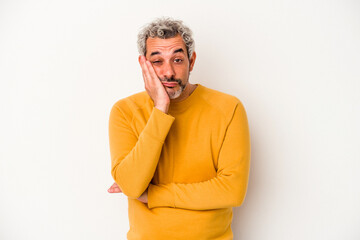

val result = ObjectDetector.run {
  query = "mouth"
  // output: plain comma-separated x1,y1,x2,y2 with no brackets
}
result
162,82,178,88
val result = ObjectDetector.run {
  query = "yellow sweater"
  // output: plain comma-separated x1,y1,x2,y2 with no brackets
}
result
109,84,250,240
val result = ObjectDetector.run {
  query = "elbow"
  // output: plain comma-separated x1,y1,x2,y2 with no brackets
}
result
231,183,248,207
225,191,246,207
232,191,246,207
112,178,144,199
111,167,146,199
122,187,144,199
219,171,249,207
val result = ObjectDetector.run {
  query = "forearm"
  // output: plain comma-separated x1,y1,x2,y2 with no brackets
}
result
147,101,250,210
110,106,175,199
147,156,250,210
112,134,164,199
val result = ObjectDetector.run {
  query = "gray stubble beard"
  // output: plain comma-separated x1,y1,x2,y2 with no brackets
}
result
160,75,188,100
168,81,187,99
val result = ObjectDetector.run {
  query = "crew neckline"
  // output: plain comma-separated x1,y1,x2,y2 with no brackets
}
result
169,83,203,113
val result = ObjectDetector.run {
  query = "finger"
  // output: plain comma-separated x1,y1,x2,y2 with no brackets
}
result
139,55,146,64
145,61,160,84
139,56,149,75
108,182,122,192
140,57,159,88
142,72,148,88
142,60,152,83
108,186,122,193
142,61,155,90
142,70,150,91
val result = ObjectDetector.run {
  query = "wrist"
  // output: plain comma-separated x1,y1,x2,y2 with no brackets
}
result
154,102,169,114
155,105,169,114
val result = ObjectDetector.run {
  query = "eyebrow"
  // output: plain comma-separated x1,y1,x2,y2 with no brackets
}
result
173,48,184,54
150,51,160,56
149,48,185,57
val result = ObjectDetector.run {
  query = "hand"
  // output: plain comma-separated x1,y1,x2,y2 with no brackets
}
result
107,182,148,204
108,182,122,193
139,55,170,113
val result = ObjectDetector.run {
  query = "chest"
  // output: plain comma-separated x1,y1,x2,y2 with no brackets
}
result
153,108,228,184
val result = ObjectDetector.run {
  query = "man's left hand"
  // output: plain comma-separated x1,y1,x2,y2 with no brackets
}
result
108,182,148,204
137,188,148,204
108,182,122,193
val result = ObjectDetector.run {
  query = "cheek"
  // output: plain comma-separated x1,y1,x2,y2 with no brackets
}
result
176,66,189,77
151,66,162,76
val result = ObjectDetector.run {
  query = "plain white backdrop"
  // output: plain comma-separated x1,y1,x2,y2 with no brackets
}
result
0,0,359,239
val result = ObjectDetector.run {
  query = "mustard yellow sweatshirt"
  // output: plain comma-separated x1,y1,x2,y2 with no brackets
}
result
109,84,250,240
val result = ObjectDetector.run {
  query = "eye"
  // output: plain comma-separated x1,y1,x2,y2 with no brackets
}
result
174,58,183,63
152,60,162,65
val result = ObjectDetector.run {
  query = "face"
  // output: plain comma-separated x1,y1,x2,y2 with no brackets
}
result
144,35,196,99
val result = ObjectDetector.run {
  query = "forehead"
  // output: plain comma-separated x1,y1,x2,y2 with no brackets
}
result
146,35,186,56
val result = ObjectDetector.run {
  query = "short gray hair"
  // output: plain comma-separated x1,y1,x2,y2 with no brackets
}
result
137,17,195,59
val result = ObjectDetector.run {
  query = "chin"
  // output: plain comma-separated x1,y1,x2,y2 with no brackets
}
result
167,88,183,99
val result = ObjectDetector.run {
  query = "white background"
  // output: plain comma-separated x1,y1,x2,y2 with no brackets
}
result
1,0,359,239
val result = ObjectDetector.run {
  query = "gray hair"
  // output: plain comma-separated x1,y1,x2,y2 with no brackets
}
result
137,17,195,59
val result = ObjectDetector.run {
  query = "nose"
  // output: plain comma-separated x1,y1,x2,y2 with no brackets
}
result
161,61,175,79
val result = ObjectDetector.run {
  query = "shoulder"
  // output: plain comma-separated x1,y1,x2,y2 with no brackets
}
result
198,85,243,117
111,91,151,112
110,91,152,120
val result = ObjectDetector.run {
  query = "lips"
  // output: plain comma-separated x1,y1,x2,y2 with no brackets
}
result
162,82,178,87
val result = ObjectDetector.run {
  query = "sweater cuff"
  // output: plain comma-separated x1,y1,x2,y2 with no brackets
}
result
147,183,175,209
142,107,175,143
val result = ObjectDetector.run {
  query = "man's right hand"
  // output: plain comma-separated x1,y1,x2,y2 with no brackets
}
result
139,55,170,113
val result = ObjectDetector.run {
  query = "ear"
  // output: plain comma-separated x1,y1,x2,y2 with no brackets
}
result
189,51,196,72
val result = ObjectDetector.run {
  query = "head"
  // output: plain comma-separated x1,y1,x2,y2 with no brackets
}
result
137,17,196,100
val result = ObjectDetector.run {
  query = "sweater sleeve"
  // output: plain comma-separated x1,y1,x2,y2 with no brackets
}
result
147,102,250,210
109,105,175,199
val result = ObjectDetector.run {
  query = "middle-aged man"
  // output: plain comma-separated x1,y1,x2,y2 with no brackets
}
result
108,17,250,239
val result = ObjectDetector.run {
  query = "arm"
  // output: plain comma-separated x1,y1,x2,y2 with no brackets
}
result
109,105,174,199
147,102,251,210
109,56,173,199
108,182,149,204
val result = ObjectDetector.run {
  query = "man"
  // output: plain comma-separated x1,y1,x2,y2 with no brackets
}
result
108,17,250,239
